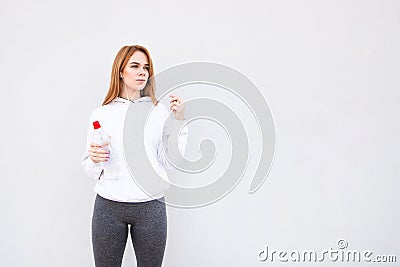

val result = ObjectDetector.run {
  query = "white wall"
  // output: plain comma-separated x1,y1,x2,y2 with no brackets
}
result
0,0,399,266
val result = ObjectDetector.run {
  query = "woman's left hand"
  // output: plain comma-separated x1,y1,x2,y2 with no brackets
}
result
169,95,185,120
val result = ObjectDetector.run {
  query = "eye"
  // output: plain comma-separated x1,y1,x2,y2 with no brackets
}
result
131,65,139,68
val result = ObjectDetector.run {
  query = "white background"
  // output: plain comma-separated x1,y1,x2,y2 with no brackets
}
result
0,0,399,266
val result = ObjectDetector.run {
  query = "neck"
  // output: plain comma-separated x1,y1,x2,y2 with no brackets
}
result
121,88,141,101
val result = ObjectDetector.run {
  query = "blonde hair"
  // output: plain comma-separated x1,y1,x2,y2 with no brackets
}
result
102,45,158,106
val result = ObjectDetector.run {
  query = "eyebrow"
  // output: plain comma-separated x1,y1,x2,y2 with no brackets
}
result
129,61,150,66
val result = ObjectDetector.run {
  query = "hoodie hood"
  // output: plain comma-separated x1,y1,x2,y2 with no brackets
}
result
112,96,153,104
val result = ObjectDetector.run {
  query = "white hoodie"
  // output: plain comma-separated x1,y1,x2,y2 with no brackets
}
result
81,96,189,202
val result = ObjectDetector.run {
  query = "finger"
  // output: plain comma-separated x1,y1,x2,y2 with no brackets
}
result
89,145,109,152
89,147,110,154
98,149,110,154
90,143,102,148
90,152,109,160
90,142,110,148
170,101,179,107
99,154,110,161
88,147,98,154
169,95,181,103
97,154,110,160
172,97,182,103
90,150,106,157
170,104,180,110
91,156,108,163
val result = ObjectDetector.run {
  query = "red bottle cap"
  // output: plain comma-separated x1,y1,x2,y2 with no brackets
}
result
93,121,101,129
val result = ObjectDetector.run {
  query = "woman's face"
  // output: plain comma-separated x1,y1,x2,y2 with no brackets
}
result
121,51,150,91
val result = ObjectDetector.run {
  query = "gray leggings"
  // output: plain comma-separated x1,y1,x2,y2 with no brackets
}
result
91,194,167,267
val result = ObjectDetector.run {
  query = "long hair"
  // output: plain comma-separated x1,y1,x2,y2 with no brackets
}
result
102,45,158,106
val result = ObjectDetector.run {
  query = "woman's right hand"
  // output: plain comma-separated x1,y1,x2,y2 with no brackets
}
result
88,142,110,163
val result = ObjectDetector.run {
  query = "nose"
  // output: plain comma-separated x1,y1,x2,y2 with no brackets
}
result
139,67,146,76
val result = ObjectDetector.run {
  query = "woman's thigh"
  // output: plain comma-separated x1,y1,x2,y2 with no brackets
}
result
130,197,167,267
92,195,129,267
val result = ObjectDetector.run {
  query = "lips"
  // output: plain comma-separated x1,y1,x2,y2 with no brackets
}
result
136,79,146,82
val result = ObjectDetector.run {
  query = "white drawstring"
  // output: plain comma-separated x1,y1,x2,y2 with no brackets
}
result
124,82,139,101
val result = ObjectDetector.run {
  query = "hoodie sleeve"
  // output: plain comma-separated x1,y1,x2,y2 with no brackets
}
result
157,104,189,170
81,111,104,180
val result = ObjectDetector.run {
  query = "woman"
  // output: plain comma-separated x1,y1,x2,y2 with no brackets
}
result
81,45,188,267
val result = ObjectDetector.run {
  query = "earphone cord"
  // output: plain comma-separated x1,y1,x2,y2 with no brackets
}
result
124,81,139,102
124,83,131,101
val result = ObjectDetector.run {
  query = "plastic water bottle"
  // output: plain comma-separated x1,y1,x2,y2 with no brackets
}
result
92,121,117,179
